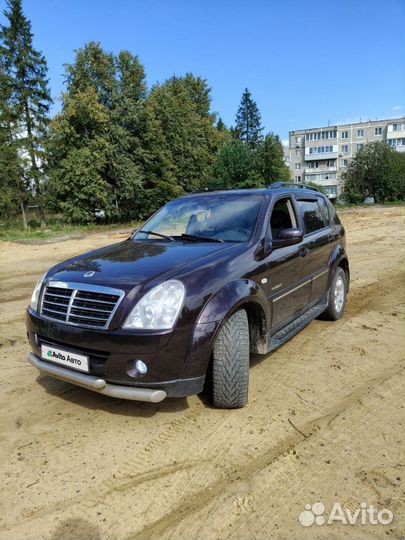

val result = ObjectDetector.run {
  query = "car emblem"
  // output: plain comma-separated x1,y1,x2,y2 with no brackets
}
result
84,271,95,277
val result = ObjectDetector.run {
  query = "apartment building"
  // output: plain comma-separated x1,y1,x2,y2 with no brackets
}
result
289,117,405,198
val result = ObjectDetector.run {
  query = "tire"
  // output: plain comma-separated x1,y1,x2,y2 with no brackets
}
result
212,309,250,409
322,266,347,320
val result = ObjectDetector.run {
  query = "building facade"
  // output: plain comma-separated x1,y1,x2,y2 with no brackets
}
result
289,117,405,198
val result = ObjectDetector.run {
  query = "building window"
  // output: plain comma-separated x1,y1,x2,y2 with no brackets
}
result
295,163,301,170
374,127,382,135
393,123,405,132
306,130,336,141
388,138,405,147
324,185,338,196
305,173,337,182
341,131,349,139
357,129,364,137
308,145,334,154
295,175,301,182
326,160,335,167
307,161,319,169
341,144,349,154
295,149,300,157
357,143,364,151
295,136,302,144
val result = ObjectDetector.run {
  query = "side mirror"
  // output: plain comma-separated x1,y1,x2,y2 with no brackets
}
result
272,228,303,249
130,228,138,240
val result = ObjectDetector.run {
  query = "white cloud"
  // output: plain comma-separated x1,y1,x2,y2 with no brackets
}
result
392,105,403,111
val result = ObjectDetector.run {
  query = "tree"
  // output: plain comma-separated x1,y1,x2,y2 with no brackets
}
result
342,141,405,202
259,133,291,184
48,43,176,222
148,75,222,193
0,0,52,227
211,137,264,189
235,88,263,147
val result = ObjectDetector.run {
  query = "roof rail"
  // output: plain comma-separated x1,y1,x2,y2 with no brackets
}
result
192,187,233,193
269,182,320,193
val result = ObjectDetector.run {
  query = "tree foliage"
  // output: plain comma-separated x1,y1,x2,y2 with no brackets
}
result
0,0,52,227
148,75,222,194
211,130,290,189
235,88,263,146
342,141,405,202
0,1,324,230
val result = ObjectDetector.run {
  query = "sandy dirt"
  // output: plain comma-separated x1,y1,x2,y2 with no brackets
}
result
0,206,404,540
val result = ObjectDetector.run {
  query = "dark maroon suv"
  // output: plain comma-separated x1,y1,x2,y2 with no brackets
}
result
26,183,349,408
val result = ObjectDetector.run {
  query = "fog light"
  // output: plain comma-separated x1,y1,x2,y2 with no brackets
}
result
135,359,148,375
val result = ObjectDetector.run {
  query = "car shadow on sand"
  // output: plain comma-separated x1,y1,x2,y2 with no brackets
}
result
36,375,190,417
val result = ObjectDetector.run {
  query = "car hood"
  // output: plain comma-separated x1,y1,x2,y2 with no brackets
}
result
47,239,237,291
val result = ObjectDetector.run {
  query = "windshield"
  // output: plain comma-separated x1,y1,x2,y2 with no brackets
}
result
134,194,263,243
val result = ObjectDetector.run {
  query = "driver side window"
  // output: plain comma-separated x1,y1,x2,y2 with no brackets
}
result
270,198,297,239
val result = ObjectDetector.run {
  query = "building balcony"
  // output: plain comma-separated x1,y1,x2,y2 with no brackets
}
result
305,167,337,174
304,152,337,161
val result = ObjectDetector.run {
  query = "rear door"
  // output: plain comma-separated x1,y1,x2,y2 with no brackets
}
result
267,195,311,328
295,195,334,303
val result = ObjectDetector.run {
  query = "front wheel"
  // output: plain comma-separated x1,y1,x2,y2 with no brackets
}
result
212,309,250,409
322,267,347,320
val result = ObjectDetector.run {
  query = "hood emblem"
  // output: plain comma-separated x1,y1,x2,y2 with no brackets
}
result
84,271,95,278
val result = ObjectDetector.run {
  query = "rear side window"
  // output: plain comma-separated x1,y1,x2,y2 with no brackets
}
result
297,200,326,234
317,196,331,227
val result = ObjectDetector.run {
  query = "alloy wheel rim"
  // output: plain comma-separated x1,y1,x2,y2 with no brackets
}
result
334,275,345,312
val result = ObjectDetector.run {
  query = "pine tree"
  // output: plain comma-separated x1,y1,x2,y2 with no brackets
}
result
235,88,263,147
0,0,52,228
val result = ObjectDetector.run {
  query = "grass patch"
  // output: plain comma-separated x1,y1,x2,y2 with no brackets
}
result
0,221,137,243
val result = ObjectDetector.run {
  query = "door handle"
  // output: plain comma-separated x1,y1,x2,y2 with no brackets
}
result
328,234,334,243
299,245,309,257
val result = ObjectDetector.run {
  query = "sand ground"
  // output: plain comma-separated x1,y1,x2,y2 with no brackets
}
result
0,206,404,540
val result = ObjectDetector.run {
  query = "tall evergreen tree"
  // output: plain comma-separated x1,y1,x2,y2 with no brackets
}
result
235,88,263,147
0,0,52,227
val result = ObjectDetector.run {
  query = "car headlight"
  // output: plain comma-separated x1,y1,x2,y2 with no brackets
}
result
123,280,185,330
30,274,46,312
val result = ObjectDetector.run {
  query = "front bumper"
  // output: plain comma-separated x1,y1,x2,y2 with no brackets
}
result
26,308,208,398
28,352,167,402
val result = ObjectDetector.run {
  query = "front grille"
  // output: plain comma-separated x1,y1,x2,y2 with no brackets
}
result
40,281,124,329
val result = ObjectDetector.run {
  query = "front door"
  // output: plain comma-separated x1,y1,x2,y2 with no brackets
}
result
267,196,311,329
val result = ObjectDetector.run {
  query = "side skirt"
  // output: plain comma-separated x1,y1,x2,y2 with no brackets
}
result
265,294,328,354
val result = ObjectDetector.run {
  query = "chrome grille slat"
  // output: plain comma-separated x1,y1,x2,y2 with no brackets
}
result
70,305,111,313
40,281,124,329
43,299,70,308
74,297,116,305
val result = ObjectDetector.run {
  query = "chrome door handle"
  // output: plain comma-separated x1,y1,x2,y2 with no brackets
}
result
299,246,309,257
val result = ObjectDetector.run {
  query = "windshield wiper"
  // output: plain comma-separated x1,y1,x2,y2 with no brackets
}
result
179,233,224,243
136,230,175,241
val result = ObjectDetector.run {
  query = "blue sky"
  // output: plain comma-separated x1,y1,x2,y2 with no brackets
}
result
2,0,404,141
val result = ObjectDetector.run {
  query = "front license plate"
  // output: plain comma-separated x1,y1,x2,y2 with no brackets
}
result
41,344,89,373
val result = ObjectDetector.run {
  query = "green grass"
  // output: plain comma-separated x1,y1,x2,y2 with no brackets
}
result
0,221,137,243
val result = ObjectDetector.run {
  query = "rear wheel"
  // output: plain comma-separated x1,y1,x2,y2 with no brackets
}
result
322,266,347,320
212,309,250,409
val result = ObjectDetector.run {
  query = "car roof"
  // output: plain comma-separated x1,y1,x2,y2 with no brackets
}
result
180,184,324,200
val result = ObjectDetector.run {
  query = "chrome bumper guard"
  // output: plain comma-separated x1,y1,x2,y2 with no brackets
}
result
28,353,166,403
